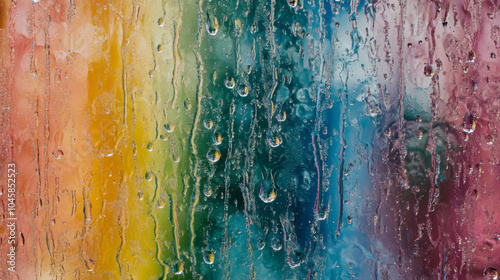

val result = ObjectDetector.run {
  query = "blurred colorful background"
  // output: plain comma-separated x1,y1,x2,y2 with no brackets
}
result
1,0,500,279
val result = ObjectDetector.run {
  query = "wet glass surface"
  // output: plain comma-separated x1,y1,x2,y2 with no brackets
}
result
0,0,500,279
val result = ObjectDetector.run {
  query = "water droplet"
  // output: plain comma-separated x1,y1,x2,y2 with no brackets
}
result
407,43,412,48
424,65,434,77
416,115,422,122
204,119,214,129
347,215,353,224
157,44,163,53
184,99,192,110
160,134,168,141
206,16,219,36
271,238,282,251
267,132,282,148
214,133,222,145
259,184,276,203
295,88,312,103
147,142,154,151
257,238,265,250
276,111,287,122
224,77,235,89
484,267,499,280
172,261,184,275
289,250,304,268
237,84,249,97
164,123,175,132
207,148,221,163
203,185,213,197
149,70,154,78
417,130,423,140
203,250,215,264
462,112,476,134
158,17,164,27
288,0,298,8
173,155,181,162
157,199,166,209
137,192,144,201
315,205,328,221
53,149,64,159
145,172,153,181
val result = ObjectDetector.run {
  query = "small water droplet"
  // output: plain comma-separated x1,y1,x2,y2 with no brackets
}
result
268,132,282,148
207,148,221,163
137,192,144,201
204,119,214,129
224,77,235,89
173,155,180,162
157,44,163,53
416,115,422,122
276,111,287,122
203,186,213,197
237,84,249,97
315,205,328,221
157,199,166,209
424,65,434,77
296,88,312,103
164,123,175,132
462,112,476,134
288,0,298,8
259,184,276,203
145,172,153,181
214,133,222,145
289,251,304,268
158,17,164,27
160,134,168,141
203,250,215,264
347,215,353,224
407,43,412,48
149,70,154,78
147,142,154,151
271,238,282,251
257,238,265,250
417,130,423,140
184,99,192,110
173,261,184,275
53,149,64,159
206,16,219,36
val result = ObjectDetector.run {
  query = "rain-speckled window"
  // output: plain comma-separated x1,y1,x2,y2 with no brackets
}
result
0,0,499,279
